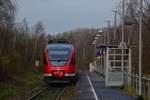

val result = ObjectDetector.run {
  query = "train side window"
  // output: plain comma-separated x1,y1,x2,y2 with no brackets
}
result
70,53,76,65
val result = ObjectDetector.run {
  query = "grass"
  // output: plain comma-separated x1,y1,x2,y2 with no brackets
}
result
123,85,149,100
0,83,15,99
0,72,44,100
123,84,138,96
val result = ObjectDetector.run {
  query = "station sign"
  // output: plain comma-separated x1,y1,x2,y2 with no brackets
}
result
96,49,105,56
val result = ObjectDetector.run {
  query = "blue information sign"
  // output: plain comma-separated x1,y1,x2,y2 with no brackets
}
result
96,50,101,56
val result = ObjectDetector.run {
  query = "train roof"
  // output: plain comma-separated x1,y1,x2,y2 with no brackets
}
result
48,39,70,44
47,43,73,49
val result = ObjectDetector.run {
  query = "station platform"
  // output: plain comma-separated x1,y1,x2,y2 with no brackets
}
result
74,71,137,100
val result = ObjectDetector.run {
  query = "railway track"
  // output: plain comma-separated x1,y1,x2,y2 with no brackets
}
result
55,86,67,100
27,86,49,100
26,85,67,100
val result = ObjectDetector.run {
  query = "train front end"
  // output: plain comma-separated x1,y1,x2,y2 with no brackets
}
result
43,43,76,84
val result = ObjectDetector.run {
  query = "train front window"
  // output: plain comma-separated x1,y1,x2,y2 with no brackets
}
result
48,47,70,66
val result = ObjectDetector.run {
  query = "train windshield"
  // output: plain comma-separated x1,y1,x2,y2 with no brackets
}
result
48,47,71,66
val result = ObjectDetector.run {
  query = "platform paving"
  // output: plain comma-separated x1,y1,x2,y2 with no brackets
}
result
74,71,137,100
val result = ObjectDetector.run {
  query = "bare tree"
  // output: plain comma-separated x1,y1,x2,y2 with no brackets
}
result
31,21,45,61
54,28,97,70
0,0,16,54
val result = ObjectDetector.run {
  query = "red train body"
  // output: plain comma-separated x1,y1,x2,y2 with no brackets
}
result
43,43,76,83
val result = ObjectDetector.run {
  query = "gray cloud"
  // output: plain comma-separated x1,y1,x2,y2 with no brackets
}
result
16,0,120,34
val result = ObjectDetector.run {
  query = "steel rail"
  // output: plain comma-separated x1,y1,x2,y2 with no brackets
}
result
27,86,48,100
55,86,67,100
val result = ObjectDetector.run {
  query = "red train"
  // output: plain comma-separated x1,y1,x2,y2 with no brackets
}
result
43,41,76,83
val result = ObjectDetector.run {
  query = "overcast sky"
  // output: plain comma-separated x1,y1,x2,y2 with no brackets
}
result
16,0,120,34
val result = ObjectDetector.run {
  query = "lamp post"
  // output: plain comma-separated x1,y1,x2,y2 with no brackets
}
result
92,42,96,45
119,0,127,86
119,0,126,48
96,33,103,73
92,40,96,61
105,20,110,45
98,30,104,45
122,0,125,44
96,34,101,46
139,0,143,96
112,10,117,44
94,34,102,73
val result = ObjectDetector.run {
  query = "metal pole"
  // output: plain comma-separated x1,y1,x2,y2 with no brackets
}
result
122,0,125,43
100,36,102,46
105,20,110,45
148,80,150,100
121,0,125,85
113,10,117,43
83,46,86,60
100,37,102,73
139,0,143,96
104,31,106,45
105,47,109,86
99,36,101,72
98,36,101,45
108,21,110,45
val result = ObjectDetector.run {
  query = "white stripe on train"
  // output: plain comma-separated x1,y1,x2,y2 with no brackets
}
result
44,73,75,77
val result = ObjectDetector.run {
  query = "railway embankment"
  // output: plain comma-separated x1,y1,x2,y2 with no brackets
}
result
0,72,43,100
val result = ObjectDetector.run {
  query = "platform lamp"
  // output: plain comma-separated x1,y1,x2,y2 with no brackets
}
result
94,35,102,72
98,30,104,45
96,33,103,73
92,40,97,55
92,39,97,70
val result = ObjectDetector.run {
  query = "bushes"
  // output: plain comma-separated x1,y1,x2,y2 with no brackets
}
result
0,83,15,99
0,49,21,82
0,56,10,82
